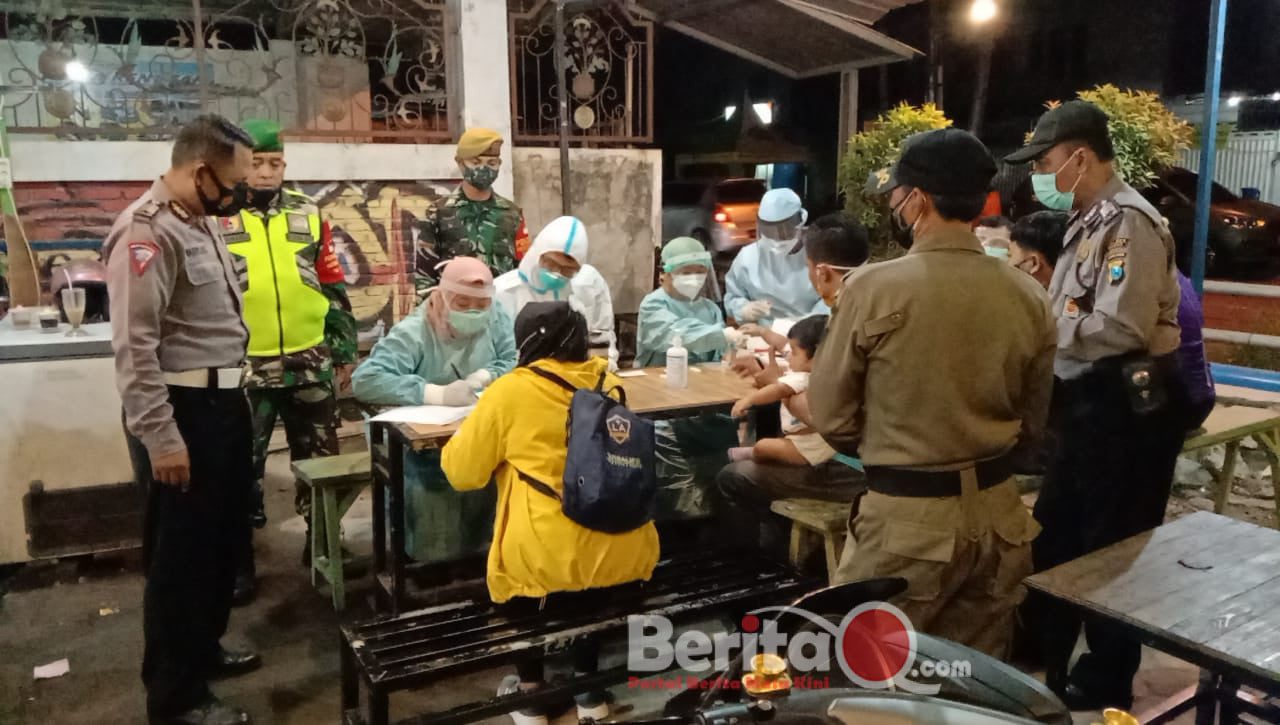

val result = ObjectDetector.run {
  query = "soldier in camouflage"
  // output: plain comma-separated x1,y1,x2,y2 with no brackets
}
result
225,119,357,603
414,127,529,298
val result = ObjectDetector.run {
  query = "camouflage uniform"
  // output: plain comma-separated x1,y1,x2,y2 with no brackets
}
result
413,188,527,299
227,188,357,526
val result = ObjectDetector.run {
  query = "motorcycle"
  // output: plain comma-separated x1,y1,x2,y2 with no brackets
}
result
612,578,1073,725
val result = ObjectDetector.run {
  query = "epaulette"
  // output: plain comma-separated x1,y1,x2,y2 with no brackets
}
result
132,199,163,222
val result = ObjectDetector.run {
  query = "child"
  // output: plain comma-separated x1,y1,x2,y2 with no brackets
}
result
729,315,835,466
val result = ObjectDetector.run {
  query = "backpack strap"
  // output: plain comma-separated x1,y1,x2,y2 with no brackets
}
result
516,469,562,502
527,365,578,393
594,370,628,407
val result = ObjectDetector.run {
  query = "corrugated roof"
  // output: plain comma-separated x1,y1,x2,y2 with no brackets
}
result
629,0,922,78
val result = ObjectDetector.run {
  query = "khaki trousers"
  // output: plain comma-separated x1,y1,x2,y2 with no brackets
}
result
833,474,1039,659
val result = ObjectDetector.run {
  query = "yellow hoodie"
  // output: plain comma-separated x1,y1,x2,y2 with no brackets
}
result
441,356,660,602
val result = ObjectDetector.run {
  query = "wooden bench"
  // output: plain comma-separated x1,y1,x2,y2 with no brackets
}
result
338,552,817,725
769,498,850,586
293,451,372,611
1182,404,1280,527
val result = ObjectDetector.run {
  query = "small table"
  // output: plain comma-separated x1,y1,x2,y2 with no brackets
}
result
370,364,755,613
1025,511,1280,724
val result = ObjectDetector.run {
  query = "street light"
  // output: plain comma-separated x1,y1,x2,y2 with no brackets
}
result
64,60,89,82
970,0,997,23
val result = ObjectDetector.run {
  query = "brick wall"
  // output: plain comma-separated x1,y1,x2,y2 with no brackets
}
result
3,179,457,340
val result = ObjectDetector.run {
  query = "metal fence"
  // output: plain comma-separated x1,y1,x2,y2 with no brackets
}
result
508,0,652,145
0,0,452,142
1178,131,1280,205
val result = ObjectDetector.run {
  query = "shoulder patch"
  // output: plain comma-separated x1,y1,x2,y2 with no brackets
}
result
1099,200,1122,225
217,215,245,234
128,241,160,277
133,199,162,222
285,212,312,236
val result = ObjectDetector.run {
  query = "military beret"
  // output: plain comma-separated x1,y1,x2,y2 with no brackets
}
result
240,118,283,153
457,127,503,160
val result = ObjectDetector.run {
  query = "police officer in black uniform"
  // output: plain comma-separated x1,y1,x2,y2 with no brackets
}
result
1006,101,1187,711
105,115,260,725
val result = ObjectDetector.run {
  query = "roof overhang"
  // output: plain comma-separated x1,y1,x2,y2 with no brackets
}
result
628,0,922,79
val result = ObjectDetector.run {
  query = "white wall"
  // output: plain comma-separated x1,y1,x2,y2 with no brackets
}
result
449,0,515,198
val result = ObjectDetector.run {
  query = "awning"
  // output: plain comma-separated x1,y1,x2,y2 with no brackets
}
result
628,0,923,78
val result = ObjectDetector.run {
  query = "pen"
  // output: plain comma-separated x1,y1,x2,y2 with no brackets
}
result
451,363,463,380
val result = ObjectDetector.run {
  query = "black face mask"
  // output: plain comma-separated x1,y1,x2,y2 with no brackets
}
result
247,186,280,212
196,166,251,216
889,190,917,250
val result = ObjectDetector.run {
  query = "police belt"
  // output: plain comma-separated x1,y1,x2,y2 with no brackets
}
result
864,453,1014,498
163,367,245,390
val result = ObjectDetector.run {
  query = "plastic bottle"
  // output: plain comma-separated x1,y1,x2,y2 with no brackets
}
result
666,335,689,389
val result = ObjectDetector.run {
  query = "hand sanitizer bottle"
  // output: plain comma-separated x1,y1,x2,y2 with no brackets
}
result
666,335,689,389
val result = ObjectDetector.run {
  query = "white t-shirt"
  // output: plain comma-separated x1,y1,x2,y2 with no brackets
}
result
778,371,810,435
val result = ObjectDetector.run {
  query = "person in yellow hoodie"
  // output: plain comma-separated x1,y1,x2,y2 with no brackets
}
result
441,301,659,725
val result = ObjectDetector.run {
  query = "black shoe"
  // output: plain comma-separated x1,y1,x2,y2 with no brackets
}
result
151,697,251,724
209,647,262,679
230,572,256,607
1055,682,1133,712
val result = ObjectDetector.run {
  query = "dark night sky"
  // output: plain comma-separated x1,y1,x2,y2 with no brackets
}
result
654,0,1280,209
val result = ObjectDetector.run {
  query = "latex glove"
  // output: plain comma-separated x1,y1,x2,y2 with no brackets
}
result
723,327,746,348
737,300,772,323
424,380,478,407
465,369,493,390
608,347,619,373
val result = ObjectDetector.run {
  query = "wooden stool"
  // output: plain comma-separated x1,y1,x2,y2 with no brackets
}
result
770,498,851,585
1181,404,1280,528
293,452,372,611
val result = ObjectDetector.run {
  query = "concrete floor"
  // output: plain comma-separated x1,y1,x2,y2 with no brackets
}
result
0,443,1217,725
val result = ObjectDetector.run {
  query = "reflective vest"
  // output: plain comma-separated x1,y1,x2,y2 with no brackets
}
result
226,208,329,358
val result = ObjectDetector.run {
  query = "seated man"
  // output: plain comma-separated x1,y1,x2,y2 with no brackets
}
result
717,213,869,561
636,237,740,519
352,257,517,562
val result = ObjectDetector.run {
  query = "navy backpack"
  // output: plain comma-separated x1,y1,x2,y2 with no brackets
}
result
517,366,656,534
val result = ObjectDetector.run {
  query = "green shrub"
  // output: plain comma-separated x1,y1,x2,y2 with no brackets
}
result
1072,85,1194,190
838,103,952,260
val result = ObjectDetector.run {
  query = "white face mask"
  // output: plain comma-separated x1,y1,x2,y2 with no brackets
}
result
672,273,707,299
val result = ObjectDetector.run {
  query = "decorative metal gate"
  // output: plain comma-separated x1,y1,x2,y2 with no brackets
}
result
508,0,652,145
0,0,451,141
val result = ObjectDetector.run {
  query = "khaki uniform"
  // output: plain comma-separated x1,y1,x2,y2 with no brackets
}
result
809,226,1055,658
104,177,255,718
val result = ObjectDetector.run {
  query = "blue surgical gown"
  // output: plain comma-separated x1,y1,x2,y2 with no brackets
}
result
723,242,828,324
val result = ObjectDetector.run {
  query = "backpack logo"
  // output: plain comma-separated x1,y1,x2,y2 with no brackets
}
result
606,414,631,444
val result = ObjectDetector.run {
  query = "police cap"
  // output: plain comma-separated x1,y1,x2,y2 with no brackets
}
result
1004,100,1114,164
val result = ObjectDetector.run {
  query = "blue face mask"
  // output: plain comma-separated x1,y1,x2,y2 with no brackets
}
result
537,267,570,292
1031,150,1082,211
448,308,490,336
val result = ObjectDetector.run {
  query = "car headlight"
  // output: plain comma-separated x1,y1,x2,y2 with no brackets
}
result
1222,214,1266,230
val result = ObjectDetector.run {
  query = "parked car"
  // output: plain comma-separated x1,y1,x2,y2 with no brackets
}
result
1142,167,1280,278
1010,167,1280,278
661,178,766,251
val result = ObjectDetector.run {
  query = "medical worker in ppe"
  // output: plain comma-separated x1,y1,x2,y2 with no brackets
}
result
635,237,740,519
723,188,827,325
494,215,618,369
352,256,517,562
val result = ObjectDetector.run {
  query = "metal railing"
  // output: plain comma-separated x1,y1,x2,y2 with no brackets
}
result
0,0,452,142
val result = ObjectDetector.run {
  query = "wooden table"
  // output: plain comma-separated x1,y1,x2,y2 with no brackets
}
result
1182,403,1280,525
370,364,755,613
1025,511,1280,724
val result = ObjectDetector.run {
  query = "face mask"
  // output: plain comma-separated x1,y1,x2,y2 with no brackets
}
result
984,246,1010,260
537,267,570,292
889,190,918,249
197,166,250,216
1031,150,1083,211
463,165,499,191
448,307,491,336
247,186,279,213
672,273,707,299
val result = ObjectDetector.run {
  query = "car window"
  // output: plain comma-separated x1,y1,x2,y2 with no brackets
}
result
1165,169,1237,204
663,183,708,207
714,179,767,204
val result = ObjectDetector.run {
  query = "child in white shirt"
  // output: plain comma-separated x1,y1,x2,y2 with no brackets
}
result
729,315,835,466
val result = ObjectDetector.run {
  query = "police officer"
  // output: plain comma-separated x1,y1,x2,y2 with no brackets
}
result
225,119,358,603
413,127,529,296
809,129,1055,659
106,115,259,725
1005,100,1185,710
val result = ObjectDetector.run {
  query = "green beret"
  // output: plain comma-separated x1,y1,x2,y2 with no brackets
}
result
241,118,283,152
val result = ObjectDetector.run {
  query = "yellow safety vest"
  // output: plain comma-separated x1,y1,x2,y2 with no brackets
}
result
226,209,329,358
